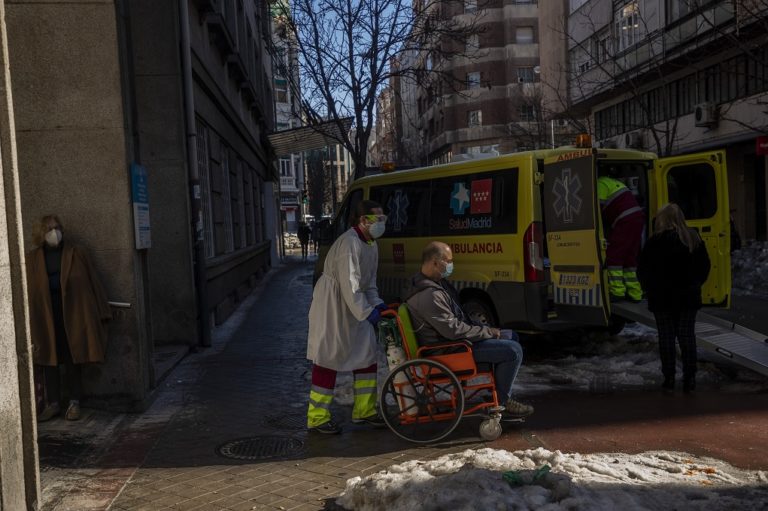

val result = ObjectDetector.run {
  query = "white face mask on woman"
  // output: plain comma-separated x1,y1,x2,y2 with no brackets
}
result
45,228,62,247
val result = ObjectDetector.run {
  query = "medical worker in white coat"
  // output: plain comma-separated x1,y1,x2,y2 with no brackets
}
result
306,200,388,434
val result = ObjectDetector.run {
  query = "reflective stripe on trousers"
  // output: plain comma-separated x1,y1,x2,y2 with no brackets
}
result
623,267,642,301
352,371,377,420
607,266,625,297
307,385,334,427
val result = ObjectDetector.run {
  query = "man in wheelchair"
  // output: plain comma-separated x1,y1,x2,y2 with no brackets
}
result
405,241,534,418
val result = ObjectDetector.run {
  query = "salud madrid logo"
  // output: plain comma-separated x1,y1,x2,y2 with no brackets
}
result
552,168,582,224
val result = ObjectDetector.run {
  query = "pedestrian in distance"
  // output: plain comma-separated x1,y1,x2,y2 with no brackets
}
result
311,221,321,254
638,203,711,394
297,222,311,261
405,241,534,419
305,200,389,434
598,169,645,303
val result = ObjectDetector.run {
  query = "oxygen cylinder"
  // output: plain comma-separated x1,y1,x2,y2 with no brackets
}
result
383,328,417,417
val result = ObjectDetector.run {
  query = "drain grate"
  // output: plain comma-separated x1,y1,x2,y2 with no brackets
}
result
217,436,304,461
263,414,306,431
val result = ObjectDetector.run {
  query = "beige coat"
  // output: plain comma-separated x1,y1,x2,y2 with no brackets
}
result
27,244,112,366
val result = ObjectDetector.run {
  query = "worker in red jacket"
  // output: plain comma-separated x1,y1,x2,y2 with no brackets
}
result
597,173,645,302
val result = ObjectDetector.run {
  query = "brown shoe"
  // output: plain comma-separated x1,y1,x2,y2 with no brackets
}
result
64,401,81,421
38,403,61,422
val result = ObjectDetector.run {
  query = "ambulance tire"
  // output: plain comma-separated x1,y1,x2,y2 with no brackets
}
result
463,298,497,327
608,316,626,336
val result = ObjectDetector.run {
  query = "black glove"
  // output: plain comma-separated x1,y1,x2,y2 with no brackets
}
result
366,308,382,327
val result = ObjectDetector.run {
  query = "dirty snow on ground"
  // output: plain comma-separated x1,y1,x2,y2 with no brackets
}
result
337,447,768,511
732,240,768,299
319,320,768,404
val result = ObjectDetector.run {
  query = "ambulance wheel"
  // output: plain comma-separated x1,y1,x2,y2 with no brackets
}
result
463,298,496,326
379,359,464,444
608,316,626,335
479,418,502,441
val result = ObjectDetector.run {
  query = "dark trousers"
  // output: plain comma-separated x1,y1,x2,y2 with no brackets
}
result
654,309,698,381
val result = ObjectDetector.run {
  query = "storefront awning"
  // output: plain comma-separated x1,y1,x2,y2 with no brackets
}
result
268,118,353,157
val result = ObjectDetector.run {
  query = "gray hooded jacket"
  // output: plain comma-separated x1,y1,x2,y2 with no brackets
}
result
405,272,495,345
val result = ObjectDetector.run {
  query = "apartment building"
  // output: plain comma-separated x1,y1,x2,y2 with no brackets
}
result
271,0,306,232
408,0,573,165
568,0,768,240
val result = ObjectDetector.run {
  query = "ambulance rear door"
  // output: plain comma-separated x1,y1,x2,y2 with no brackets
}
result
543,149,610,326
654,151,731,307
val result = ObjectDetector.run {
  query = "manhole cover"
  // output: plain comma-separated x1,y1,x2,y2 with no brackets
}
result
217,436,304,460
263,414,305,431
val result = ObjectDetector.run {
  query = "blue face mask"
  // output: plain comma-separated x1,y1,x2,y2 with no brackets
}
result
368,221,386,239
441,261,454,278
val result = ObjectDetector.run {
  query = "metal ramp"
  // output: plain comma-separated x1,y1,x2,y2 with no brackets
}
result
612,301,768,377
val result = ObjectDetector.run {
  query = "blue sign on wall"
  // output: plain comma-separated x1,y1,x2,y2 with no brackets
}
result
131,163,151,249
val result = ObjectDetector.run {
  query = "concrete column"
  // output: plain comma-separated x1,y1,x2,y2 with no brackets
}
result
0,0,40,508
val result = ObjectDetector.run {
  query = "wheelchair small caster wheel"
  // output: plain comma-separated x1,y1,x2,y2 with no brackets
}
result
479,418,502,441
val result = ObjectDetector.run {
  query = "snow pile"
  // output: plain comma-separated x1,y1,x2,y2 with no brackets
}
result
337,448,768,511
731,240,768,298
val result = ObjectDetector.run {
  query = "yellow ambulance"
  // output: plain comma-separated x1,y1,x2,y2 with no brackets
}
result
315,144,731,332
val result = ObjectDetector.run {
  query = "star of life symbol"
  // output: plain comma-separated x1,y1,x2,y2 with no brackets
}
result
450,182,470,215
387,190,409,231
552,168,583,224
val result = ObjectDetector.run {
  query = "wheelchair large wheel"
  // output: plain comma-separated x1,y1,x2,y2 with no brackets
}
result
380,359,464,444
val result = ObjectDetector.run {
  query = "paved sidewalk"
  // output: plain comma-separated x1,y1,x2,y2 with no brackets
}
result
40,256,482,511
38,255,768,510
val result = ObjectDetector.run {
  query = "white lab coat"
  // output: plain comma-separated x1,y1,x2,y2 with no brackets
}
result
307,228,383,371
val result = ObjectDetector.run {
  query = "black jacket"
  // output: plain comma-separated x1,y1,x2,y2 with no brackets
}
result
637,229,711,313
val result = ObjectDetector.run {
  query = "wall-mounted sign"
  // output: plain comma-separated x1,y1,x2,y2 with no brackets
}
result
131,163,151,249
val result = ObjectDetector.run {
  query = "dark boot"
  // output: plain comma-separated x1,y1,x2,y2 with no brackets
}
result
661,376,674,393
683,376,696,394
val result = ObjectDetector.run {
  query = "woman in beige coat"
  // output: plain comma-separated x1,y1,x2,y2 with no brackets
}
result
27,215,111,421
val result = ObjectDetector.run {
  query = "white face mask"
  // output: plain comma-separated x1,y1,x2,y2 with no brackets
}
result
368,221,386,239
441,261,454,278
45,228,62,247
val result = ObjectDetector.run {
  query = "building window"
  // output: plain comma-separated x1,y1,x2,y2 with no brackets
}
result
615,1,641,52
519,104,535,122
467,71,481,89
517,67,535,83
196,120,215,259
666,0,692,23
468,110,482,126
465,0,477,13
280,158,291,177
516,26,534,44
275,78,288,103
221,147,235,253
592,31,610,64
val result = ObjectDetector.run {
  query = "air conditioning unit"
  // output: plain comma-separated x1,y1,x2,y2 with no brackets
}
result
624,131,644,149
695,102,718,128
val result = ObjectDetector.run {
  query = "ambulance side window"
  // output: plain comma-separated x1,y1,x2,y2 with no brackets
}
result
429,169,519,236
667,164,717,220
370,182,431,237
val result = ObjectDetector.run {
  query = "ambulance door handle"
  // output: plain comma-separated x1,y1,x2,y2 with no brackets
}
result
701,226,711,233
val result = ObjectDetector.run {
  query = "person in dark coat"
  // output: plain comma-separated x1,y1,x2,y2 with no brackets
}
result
27,215,112,421
638,203,710,393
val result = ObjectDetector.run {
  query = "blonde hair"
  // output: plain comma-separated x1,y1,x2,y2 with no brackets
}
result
32,214,62,247
654,203,699,252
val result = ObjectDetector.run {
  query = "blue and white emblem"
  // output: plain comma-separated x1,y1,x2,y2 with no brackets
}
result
387,190,410,231
552,168,582,224
450,182,470,215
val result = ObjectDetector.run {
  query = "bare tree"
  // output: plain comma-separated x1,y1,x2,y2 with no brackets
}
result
273,0,484,179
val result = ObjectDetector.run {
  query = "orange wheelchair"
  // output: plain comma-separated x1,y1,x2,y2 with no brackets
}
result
377,305,505,443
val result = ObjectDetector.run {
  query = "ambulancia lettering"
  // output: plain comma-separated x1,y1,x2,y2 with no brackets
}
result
558,274,591,287
450,242,503,254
